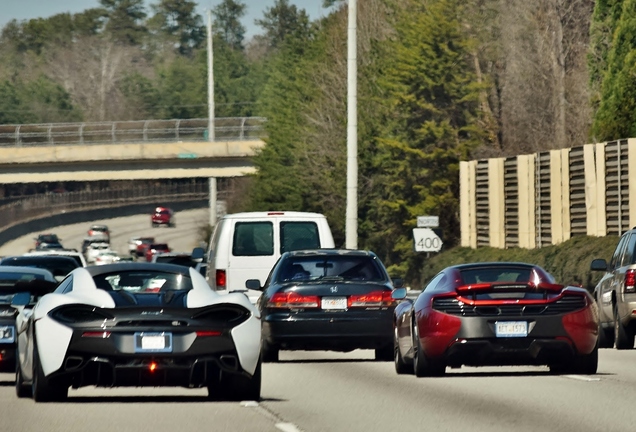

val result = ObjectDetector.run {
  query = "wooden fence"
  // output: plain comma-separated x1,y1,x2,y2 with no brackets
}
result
460,138,635,248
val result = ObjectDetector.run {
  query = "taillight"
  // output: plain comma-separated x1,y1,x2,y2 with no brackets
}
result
267,292,319,308
196,330,222,337
626,270,636,293
81,331,111,338
348,290,394,307
216,269,226,289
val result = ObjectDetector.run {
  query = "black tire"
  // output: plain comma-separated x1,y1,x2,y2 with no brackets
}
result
394,329,412,375
261,340,279,363
208,360,262,401
32,339,68,402
16,364,31,398
598,322,615,349
550,344,599,375
375,345,394,362
614,305,634,350
413,321,445,377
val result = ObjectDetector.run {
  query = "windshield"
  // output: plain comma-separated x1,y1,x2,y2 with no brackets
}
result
277,255,386,283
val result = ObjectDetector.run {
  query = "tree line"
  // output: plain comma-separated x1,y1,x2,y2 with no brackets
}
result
0,0,631,286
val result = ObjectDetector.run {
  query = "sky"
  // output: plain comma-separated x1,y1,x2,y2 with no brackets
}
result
0,0,334,38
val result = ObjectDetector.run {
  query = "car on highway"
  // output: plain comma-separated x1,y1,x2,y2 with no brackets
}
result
93,251,121,265
128,236,155,258
13,263,262,402
392,262,598,376
85,242,111,264
151,207,175,228
590,228,636,349
145,243,171,262
248,249,401,363
33,234,63,251
0,266,57,372
81,237,110,256
23,250,87,268
0,255,81,282
86,224,110,242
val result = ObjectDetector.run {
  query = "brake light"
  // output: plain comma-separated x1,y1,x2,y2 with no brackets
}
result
149,362,157,372
626,270,636,293
196,330,222,337
81,331,111,338
267,212,285,216
268,292,319,308
216,270,226,289
348,290,394,307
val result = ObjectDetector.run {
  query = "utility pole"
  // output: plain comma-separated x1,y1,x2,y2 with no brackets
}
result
345,0,358,249
207,9,217,228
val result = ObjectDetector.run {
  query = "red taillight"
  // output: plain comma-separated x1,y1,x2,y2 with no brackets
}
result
149,362,157,372
348,290,394,307
216,270,226,289
81,331,111,338
268,292,319,308
626,270,636,293
196,330,222,337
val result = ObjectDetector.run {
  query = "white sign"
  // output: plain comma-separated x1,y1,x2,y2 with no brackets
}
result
413,228,443,252
417,216,439,228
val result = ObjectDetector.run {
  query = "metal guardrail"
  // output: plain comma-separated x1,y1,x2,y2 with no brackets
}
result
0,184,217,233
0,117,266,147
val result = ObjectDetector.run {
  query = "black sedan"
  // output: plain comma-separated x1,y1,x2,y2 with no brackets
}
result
247,249,402,362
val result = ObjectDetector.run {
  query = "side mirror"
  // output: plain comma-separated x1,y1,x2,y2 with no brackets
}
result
590,259,608,272
245,279,261,290
191,247,205,263
11,292,31,309
392,288,407,300
391,277,404,288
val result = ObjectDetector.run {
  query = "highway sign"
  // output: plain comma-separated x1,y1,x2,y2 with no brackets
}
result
417,216,439,228
413,228,443,252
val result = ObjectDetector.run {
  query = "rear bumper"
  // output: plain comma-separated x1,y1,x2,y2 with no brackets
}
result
421,306,598,366
263,312,393,351
0,343,16,372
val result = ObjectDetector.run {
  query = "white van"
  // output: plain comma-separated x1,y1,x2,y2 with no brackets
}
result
206,211,335,303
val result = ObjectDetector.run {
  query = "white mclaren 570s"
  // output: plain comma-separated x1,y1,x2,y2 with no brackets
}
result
12,262,261,402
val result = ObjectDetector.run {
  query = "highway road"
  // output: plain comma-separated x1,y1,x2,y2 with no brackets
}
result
1,210,636,431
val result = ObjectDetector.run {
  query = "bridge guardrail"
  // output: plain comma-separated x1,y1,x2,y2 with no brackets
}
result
0,117,266,147
0,183,220,233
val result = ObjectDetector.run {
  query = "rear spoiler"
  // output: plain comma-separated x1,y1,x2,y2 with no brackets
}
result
455,281,565,295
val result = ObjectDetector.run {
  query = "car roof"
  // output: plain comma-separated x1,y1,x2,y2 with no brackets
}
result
0,265,57,280
222,211,326,219
90,225,108,229
284,249,374,258
82,262,192,277
446,262,537,271
1,255,78,264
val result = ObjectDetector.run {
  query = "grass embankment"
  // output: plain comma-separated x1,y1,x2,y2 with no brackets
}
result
418,235,620,291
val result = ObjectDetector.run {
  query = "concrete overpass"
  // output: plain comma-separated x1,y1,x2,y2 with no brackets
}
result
0,117,266,226
0,117,266,183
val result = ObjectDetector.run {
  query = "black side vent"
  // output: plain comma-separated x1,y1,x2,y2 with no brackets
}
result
432,298,476,316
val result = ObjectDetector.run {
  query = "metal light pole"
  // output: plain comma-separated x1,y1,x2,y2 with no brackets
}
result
207,9,217,228
345,0,358,249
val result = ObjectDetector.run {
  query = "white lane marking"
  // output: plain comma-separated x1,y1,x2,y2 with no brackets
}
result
240,400,259,407
561,375,601,382
276,423,303,432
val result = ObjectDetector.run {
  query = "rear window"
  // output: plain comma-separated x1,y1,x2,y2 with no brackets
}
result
280,222,320,253
155,255,195,267
277,255,385,282
93,270,192,293
460,267,532,284
232,222,274,256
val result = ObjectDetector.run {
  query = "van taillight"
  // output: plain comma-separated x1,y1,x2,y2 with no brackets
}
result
216,270,226,289
626,270,636,293
348,291,394,307
267,292,319,308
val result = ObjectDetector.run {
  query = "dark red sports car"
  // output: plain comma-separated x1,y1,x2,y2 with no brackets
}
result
393,262,598,376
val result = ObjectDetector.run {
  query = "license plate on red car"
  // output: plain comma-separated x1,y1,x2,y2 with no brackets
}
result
495,321,528,337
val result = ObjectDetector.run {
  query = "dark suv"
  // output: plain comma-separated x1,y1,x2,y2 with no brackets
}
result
591,229,636,349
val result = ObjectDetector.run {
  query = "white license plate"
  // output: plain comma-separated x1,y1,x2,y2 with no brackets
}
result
134,332,172,352
0,325,14,343
321,297,347,310
495,321,528,338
